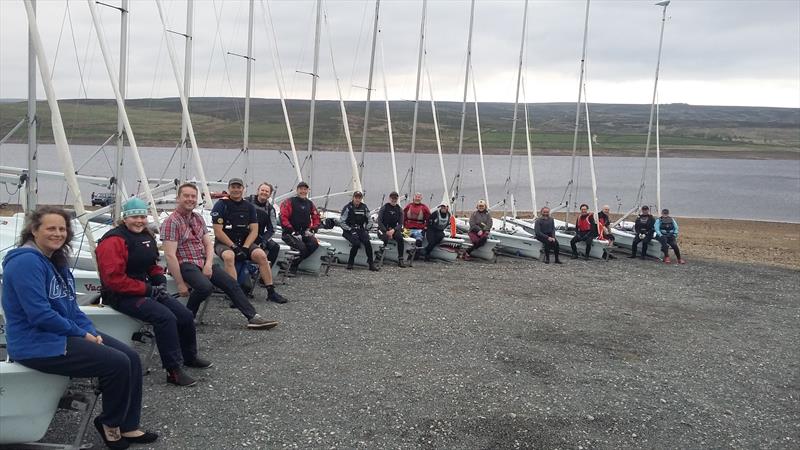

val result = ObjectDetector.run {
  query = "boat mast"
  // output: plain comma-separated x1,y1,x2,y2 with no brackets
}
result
408,0,427,197
470,65,489,205
426,66,450,207
379,37,399,194
180,0,193,182
504,0,528,215
154,0,213,209
23,0,97,254
112,0,128,220
87,0,160,225
358,0,380,186
306,0,322,187
637,0,670,210
522,83,537,217
242,0,255,188
582,83,600,234
452,0,476,207
25,0,37,212
566,0,591,227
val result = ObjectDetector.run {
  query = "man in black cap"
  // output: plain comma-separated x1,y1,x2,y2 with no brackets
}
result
377,191,406,267
280,181,321,275
655,208,685,264
340,191,378,271
211,178,287,303
629,205,656,259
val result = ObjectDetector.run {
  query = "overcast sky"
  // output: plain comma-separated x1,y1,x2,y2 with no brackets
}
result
1,0,798,108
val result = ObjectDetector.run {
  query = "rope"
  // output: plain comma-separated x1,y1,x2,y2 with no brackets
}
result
50,2,70,80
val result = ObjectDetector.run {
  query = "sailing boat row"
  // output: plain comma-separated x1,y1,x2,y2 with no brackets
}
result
1,0,676,445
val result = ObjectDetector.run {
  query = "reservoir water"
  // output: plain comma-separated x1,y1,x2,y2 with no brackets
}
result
1,144,798,223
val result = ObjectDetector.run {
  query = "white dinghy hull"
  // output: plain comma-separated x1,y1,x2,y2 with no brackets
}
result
0,362,70,445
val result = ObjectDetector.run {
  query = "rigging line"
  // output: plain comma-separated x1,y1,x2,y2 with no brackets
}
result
203,0,227,96
158,142,182,183
346,0,370,100
50,1,70,81
65,1,90,99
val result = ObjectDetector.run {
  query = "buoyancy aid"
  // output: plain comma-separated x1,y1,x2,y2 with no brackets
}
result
99,225,159,281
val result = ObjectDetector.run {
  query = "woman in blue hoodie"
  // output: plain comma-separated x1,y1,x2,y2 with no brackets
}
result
1,206,157,449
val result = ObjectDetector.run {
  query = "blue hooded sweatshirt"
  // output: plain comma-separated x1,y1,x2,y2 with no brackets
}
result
1,244,97,360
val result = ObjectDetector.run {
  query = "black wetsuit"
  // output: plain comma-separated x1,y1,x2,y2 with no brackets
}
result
377,202,405,259
340,201,374,267
656,216,681,259
246,194,280,266
425,210,451,257
534,216,560,262
570,213,596,257
631,213,655,258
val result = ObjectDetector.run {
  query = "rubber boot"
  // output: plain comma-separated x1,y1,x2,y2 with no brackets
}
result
346,247,357,270
544,251,550,264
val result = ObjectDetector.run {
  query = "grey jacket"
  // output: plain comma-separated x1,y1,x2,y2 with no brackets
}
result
469,210,493,233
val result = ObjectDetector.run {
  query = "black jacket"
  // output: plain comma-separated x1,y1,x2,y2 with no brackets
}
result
634,214,656,236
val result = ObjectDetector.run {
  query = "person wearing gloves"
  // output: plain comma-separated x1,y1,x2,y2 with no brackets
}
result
629,205,656,259
655,208,686,264
2,206,158,448
280,181,322,275
340,191,379,271
211,178,287,304
377,191,406,267
465,199,493,260
424,203,455,261
570,203,596,260
96,198,211,388
402,192,431,249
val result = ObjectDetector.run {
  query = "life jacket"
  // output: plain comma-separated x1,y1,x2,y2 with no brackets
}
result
216,198,254,246
379,203,403,229
635,214,653,233
246,195,273,236
99,225,159,281
431,211,451,231
344,202,370,229
289,196,313,232
577,213,592,232
659,216,676,236
404,203,428,229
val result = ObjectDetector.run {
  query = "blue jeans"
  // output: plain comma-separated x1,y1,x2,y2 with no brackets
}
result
16,333,143,431
180,262,257,320
112,294,197,370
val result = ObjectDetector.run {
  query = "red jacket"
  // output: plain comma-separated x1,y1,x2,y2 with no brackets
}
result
96,236,165,296
279,197,321,233
403,203,430,230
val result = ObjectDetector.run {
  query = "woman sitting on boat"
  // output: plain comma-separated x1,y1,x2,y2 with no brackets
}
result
1,206,158,449
465,200,493,260
596,205,615,243
96,198,212,388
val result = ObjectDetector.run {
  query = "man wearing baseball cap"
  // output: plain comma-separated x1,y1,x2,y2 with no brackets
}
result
210,178,288,303
377,191,406,267
340,191,378,271
280,181,321,275
629,205,656,259
655,208,685,264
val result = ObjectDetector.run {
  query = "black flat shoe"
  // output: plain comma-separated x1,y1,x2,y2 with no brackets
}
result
94,417,129,449
123,430,159,444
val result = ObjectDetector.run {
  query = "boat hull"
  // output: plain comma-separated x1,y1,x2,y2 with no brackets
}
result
0,362,70,445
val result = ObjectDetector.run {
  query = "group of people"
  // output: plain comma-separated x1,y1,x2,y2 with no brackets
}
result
0,179,686,448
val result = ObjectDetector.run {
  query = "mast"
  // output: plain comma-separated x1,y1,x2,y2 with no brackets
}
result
358,0,380,184
583,83,600,234
408,0,427,197
87,0,160,224
656,101,661,213
113,0,128,220
426,66,450,207
637,0,671,209
306,0,322,186
379,36,399,193
25,0,37,212
522,83,537,216
243,0,255,188
566,0,591,227
180,0,193,182
471,65,489,205
504,0,528,213
452,0,476,206
23,0,97,254
155,0,213,209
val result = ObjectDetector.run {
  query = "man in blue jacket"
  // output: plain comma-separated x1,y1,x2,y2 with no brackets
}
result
655,208,686,264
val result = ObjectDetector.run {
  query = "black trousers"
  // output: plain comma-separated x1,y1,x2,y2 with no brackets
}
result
180,262,257,320
658,235,681,259
536,236,560,257
112,294,197,370
424,228,445,256
570,231,594,256
17,333,142,432
259,238,281,267
282,233,320,264
343,228,374,264
378,228,405,258
631,233,653,257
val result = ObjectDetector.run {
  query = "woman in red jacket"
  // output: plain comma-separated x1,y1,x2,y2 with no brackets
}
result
96,198,211,387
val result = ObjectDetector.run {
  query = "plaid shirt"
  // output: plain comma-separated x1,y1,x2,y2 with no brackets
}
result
160,209,208,268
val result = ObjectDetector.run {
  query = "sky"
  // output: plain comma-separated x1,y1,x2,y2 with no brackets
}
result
0,0,798,108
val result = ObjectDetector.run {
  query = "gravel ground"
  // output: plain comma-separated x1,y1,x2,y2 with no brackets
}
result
34,255,800,449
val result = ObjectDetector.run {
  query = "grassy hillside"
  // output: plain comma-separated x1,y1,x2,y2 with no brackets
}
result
1,98,797,158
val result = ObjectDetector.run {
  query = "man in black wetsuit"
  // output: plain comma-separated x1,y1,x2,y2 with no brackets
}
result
629,205,656,259
340,191,378,271
377,191,406,267
246,182,280,268
280,181,321,275
570,203,596,259
534,206,561,264
424,203,452,261
211,178,287,303
655,208,685,264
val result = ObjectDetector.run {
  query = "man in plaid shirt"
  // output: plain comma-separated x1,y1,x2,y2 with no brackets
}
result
160,183,278,330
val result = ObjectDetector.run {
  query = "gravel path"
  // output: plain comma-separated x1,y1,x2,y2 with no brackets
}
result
39,256,799,449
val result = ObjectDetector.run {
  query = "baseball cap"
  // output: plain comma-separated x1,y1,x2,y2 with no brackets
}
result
228,177,244,187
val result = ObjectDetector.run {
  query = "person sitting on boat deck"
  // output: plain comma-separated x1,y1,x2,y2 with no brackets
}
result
597,205,616,243
403,192,430,248
1,206,159,448
465,199,493,260
629,205,656,259
280,181,322,275
570,203,596,259
534,206,561,264
96,198,212,388
340,191,379,271
423,202,455,261
161,182,279,330
655,208,685,264
246,182,280,269
377,191,406,267
211,178,287,304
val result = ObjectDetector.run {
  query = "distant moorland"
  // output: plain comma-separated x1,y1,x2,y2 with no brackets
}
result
1,98,797,159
